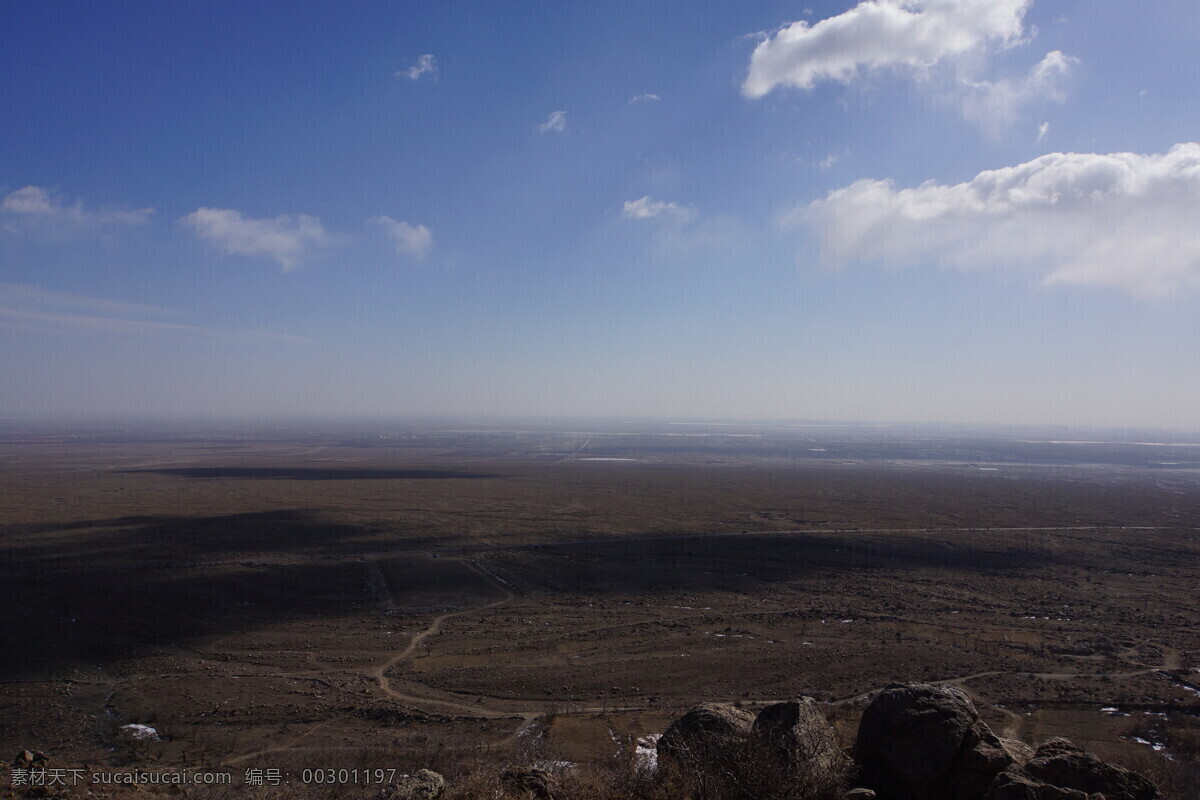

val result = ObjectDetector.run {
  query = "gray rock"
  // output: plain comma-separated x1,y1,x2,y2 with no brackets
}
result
657,702,756,774
854,683,1017,800
12,750,49,769
753,697,845,773
660,700,850,799
844,789,878,800
986,738,1156,800
999,738,1035,766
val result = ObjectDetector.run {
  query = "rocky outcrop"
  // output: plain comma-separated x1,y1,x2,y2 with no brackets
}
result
657,699,848,799
986,739,1156,800
854,683,1023,800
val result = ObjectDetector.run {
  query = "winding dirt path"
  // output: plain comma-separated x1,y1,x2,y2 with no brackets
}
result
369,559,521,719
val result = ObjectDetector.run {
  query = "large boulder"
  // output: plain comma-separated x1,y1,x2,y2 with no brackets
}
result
657,702,755,776
854,683,1019,800
659,700,849,799
754,698,844,770
986,739,1156,800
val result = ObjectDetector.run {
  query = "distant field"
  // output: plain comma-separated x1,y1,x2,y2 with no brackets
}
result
1,421,1198,791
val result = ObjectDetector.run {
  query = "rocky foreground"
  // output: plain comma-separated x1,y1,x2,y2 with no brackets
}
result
356,682,1160,799
7,683,1164,800
651,682,1157,800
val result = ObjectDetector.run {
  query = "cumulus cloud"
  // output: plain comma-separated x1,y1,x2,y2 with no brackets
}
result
369,215,432,259
0,186,153,234
181,208,329,271
796,143,1200,297
742,0,1072,134
629,93,661,104
621,196,697,223
537,110,568,134
743,0,1030,96
398,54,437,80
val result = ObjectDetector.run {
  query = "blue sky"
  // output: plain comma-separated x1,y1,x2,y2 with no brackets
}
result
3,0,1200,426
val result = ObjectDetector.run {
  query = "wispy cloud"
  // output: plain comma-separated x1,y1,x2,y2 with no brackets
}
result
369,215,433,259
0,186,153,235
796,143,1200,297
743,0,1072,135
629,93,661,104
537,110,568,134
621,197,745,257
621,196,697,223
1037,121,1049,143
0,284,311,343
181,207,330,271
397,54,437,81
958,51,1076,138
818,150,846,170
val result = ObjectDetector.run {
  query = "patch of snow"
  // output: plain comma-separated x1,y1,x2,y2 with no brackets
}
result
121,724,160,741
635,734,661,773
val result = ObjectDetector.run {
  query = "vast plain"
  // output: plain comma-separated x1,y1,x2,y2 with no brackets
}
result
2,419,1198,794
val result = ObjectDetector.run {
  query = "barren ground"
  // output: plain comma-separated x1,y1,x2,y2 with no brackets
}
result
1,421,1198,793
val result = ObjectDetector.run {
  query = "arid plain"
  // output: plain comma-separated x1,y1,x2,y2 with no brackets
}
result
2,420,1198,794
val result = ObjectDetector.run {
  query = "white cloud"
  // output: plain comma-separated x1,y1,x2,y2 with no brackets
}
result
181,208,329,271
398,54,437,81
620,197,743,257
1036,121,1049,143
0,186,153,234
537,110,568,134
958,50,1075,137
369,216,432,259
818,151,845,170
797,143,1200,297
743,0,1031,97
621,196,697,223
742,0,1071,134
629,93,661,104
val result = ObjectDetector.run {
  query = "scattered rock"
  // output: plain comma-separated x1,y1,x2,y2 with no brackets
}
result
380,769,444,800
13,750,49,768
844,789,878,800
500,766,557,799
987,738,1156,800
855,683,1018,800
